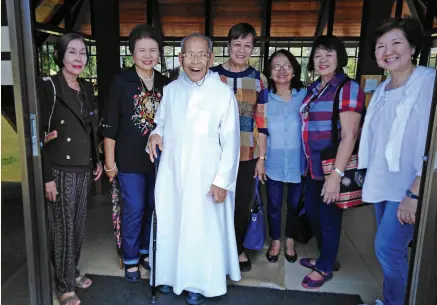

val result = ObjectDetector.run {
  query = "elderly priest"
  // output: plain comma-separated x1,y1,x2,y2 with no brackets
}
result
147,33,241,305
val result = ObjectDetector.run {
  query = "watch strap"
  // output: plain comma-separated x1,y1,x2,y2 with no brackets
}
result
406,189,419,200
332,167,344,177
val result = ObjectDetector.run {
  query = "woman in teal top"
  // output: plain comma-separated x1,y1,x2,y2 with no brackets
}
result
264,49,307,263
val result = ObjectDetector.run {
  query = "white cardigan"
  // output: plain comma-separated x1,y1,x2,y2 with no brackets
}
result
358,66,436,172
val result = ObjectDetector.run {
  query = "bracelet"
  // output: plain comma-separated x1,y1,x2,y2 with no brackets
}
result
104,163,117,172
332,166,344,177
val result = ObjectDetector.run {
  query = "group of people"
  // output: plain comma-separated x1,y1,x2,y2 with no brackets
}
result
38,16,435,305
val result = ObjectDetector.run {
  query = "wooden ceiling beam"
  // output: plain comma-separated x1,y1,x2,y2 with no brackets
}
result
261,0,272,70
205,0,213,37
68,0,85,31
327,0,336,35
35,0,84,47
315,0,329,37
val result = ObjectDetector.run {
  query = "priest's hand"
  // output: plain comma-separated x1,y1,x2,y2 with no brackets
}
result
148,134,163,162
208,185,227,203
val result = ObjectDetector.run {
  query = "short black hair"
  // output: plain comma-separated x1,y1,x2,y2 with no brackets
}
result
227,23,257,45
54,33,89,68
307,35,348,73
372,16,423,65
264,49,304,93
128,24,164,56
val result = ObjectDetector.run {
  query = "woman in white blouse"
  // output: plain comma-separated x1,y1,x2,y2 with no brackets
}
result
358,17,436,305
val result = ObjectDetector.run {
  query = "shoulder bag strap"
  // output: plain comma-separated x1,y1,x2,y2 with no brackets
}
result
42,76,57,135
253,177,264,213
331,77,351,147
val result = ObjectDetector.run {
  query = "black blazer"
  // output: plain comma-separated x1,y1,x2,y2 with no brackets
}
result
37,71,100,183
99,67,170,173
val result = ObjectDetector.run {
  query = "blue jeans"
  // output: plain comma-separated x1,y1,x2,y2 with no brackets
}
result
304,176,343,273
374,201,414,305
266,176,302,240
118,172,155,265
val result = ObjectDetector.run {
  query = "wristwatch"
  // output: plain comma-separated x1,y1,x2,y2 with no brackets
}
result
406,189,420,200
332,166,344,177
259,156,267,160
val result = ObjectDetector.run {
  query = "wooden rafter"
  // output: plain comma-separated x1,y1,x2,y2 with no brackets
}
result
315,0,329,37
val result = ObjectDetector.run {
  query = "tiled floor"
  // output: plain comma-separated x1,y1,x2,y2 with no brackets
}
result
70,195,383,304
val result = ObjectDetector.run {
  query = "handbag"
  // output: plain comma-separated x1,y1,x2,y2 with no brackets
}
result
320,77,366,209
291,179,313,244
243,178,266,251
42,77,58,143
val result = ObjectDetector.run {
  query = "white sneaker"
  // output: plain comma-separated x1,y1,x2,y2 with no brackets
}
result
359,300,384,305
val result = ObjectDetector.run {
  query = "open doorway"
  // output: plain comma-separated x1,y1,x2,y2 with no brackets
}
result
2,0,437,304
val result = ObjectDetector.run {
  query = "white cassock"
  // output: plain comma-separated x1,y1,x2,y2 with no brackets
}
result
148,71,241,297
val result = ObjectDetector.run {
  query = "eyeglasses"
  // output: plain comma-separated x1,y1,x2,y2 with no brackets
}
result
182,52,210,61
271,64,293,71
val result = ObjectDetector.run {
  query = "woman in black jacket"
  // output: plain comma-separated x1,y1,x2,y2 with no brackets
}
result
100,24,170,282
38,33,102,305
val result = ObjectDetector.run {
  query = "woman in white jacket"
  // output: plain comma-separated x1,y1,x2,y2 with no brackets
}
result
358,17,436,305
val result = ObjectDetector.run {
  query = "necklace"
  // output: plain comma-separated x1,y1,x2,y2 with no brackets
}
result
138,77,154,94
138,70,154,82
383,90,388,107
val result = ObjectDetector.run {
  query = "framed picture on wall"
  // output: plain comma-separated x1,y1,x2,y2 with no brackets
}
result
360,75,384,107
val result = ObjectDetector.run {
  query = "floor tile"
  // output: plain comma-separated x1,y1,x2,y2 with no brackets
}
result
329,259,379,286
361,254,384,286
348,232,376,255
75,194,384,301
343,207,377,235
233,247,285,289
319,282,383,304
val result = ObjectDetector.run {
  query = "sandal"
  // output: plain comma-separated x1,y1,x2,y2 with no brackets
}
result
125,264,141,283
59,292,80,305
75,275,92,289
302,268,333,289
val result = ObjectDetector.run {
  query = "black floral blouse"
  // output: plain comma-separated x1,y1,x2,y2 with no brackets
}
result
99,67,170,173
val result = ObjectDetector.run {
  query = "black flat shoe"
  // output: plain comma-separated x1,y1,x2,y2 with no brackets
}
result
266,250,279,263
285,249,298,263
333,260,341,272
300,258,341,272
239,257,252,272
159,285,173,294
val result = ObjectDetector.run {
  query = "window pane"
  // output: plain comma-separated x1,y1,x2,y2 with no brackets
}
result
164,46,174,56
252,47,261,56
346,48,356,57
213,46,223,55
290,47,302,57
346,58,357,78
302,47,311,57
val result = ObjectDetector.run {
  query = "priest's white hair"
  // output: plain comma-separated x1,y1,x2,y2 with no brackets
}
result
181,33,213,53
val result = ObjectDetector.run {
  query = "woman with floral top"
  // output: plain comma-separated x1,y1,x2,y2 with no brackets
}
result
211,23,268,272
99,24,170,282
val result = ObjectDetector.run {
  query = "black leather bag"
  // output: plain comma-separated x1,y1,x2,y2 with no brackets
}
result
292,182,313,244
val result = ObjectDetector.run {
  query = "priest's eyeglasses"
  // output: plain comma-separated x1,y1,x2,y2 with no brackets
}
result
271,64,293,71
182,52,210,61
